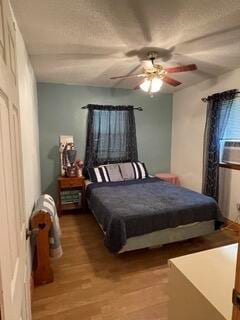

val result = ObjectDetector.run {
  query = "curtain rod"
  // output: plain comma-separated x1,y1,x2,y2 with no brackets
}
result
201,91,240,102
81,106,143,111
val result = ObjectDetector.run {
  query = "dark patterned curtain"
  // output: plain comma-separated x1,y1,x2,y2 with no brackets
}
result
202,89,237,201
84,104,138,174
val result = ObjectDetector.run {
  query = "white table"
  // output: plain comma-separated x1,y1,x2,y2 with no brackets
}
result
169,244,237,320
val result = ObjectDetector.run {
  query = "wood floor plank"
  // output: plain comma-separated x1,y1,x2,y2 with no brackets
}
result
32,214,236,320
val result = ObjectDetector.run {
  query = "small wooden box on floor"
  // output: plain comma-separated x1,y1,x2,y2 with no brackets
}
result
169,244,237,320
57,176,86,215
155,172,180,185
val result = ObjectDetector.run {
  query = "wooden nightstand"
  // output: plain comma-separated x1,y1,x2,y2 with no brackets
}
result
57,176,86,215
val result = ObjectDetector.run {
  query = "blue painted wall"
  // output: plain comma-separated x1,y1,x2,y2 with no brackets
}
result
37,83,172,199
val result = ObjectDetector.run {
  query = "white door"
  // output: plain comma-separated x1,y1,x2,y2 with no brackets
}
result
0,0,30,319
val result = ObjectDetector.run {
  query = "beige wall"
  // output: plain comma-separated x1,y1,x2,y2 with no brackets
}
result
16,27,41,220
171,67,240,221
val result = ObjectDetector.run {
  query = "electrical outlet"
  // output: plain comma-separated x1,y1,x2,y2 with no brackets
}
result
237,203,240,211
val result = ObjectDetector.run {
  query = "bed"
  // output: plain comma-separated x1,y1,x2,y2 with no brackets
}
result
85,177,223,254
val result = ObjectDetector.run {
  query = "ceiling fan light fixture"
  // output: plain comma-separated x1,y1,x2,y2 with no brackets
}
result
151,77,163,92
140,79,151,92
140,77,163,93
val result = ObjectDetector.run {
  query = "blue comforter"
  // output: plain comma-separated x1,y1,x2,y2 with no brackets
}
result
86,178,223,253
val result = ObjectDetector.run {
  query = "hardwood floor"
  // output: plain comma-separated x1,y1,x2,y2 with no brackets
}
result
32,214,237,320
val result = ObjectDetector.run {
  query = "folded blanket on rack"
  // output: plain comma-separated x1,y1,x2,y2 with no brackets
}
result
32,194,63,258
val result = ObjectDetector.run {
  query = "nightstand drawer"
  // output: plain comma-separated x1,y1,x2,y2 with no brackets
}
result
59,177,84,188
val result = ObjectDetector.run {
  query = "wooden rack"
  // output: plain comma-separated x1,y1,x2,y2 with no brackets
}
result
31,210,54,286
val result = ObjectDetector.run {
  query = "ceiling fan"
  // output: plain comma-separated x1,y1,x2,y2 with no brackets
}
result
110,51,197,93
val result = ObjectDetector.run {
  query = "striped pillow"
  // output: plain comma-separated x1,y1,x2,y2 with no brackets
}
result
88,164,123,183
131,162,148,179
101,164,123,182
118,162,135,180
118,162,148,180
88,162,148,182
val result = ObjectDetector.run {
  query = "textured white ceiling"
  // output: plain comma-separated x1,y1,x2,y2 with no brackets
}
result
11,0,240,92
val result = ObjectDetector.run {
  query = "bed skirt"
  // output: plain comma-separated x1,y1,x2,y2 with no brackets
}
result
119,220,215,253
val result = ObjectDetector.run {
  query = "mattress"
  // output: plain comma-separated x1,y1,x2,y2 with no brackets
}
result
86,177,223,253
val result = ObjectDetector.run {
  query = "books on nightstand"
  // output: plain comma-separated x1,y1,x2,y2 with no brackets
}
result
60,190,82,207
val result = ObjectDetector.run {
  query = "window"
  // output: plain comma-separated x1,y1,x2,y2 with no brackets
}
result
93,109,131,161
84,105,138,172
220,98,240,166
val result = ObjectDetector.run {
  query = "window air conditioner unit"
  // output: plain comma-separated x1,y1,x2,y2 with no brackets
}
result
222,141,240,164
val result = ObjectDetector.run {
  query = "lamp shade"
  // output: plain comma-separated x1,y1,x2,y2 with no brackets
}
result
140,78,163,93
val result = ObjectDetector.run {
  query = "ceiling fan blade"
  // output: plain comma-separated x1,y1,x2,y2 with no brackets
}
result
165,64,197,73
110,74,144,80
163,76,182,87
